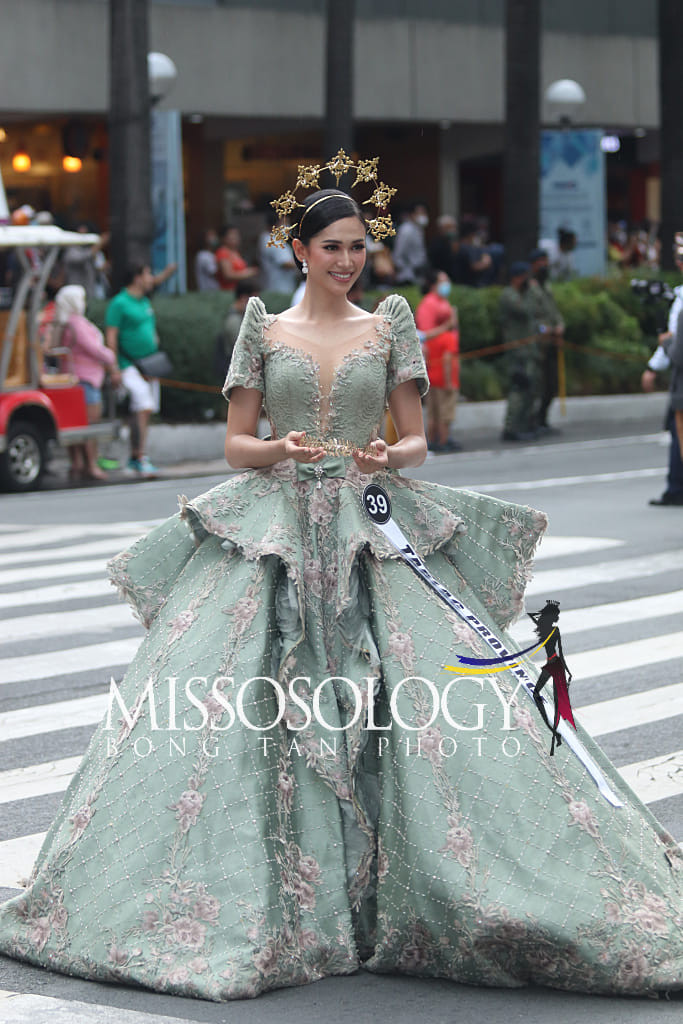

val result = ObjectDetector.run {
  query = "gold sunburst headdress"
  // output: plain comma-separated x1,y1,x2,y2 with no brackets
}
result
268,149,397,248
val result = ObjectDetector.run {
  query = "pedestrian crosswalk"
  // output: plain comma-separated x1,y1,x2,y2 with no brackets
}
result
0,521,682,896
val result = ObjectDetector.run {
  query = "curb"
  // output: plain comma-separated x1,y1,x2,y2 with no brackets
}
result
141,393,669,467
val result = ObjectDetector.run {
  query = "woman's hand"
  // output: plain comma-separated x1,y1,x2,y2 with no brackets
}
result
283,430,326,464
352,438,389,474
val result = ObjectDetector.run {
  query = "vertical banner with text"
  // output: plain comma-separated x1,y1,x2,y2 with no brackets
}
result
540,130,606,278
150,108,187,293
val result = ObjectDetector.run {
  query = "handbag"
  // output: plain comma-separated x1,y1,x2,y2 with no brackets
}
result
133,350,174,379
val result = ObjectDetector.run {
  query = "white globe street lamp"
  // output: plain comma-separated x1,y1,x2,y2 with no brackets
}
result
544,78,586,128
148,52,178,105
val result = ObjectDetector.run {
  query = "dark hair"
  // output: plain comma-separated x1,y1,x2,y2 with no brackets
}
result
263,205,279,229
421,267,440,294
292,189,366,269
532,600,560,637
407,199,428,215
123,263,148,287
235,279,259,300
459,216,479,240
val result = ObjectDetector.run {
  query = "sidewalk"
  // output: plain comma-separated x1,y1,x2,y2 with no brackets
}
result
145,392,668,471
43,392,669,487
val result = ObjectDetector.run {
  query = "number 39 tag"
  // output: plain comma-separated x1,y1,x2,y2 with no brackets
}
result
362,483,392,524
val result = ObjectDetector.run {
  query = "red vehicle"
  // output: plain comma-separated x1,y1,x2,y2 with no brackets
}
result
0,225,117,491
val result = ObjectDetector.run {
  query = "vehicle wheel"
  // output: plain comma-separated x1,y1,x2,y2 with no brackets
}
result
0,419,46,492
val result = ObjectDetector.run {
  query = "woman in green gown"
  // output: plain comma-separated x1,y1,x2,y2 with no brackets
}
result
0,188,681,1000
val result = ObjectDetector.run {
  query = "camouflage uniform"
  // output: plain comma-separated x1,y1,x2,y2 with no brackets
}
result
527,278,564,426
499,285,540,435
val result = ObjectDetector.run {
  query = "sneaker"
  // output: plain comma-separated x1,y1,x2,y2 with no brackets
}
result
137,455,158,476
126,456,158,477
97,456,121,471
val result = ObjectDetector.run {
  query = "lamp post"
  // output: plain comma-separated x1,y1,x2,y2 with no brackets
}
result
324,0,355,160
108,0,153,292
544,79,586,128
658,0,683,272
503,0,541,266
148,51,187,294
148,52,177,106
540,77,606,279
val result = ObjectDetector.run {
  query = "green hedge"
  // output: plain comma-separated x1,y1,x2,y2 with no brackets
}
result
89,290,292,421
90,273,658,420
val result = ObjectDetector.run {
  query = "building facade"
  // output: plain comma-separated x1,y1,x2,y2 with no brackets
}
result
0,0,662,270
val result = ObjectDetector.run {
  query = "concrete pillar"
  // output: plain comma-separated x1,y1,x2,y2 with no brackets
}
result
438,124,460,219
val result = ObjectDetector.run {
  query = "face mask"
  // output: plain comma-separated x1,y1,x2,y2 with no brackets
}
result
436,281,452,298
415,214,429,228
535,267,548,284
519,278,529,292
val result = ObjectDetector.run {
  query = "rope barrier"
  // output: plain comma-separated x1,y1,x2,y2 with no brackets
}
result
152,333,645,399
156,377,222,394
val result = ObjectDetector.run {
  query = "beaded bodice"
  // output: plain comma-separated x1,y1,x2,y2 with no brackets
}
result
223,294,428,450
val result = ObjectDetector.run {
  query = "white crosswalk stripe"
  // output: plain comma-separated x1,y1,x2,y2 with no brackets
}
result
0,603,139,643
0,521,160,552
0,558,123,587
0,537,141,568
1,638,143,686
527,549,683,595
0,756,83,804
0,526,681,900
0,693,109,742
0,578,116,610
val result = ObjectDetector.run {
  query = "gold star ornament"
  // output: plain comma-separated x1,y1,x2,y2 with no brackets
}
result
268,150,397,246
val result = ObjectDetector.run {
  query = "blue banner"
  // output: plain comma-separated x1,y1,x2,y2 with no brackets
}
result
539,130,606,278
150,108,187,294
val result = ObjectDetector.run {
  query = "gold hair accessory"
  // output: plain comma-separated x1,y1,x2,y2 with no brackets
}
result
269,149,397,248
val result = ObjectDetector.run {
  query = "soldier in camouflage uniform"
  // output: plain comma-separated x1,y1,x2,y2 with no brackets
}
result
500,261,540,441
528,248,565,432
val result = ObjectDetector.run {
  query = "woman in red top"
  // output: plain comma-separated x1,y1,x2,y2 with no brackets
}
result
415,269,460,452
215,226,258,291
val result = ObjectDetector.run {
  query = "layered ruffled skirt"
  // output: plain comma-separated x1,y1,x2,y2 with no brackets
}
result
0,461,681,999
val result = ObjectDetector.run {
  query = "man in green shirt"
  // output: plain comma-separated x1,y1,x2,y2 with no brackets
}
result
499,261,540,441
105,264,159,476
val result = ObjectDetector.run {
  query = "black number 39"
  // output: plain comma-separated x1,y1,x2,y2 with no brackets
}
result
362,483,392,524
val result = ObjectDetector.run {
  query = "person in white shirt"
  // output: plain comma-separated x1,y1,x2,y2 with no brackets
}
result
392,201,429,285
642,260,683,506
194,229,219,291
258,212,297,294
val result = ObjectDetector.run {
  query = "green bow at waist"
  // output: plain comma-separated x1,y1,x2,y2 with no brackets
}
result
295,455,348,488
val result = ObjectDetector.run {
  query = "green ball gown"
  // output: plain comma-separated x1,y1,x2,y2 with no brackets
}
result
0,295,681,1000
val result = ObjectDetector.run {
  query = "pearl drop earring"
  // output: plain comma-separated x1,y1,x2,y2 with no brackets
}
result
302,259,308,275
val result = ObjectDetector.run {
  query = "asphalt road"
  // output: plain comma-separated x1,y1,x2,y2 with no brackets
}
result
0,424,682,1022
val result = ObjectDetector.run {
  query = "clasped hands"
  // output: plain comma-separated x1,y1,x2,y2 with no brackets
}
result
283,431,389,473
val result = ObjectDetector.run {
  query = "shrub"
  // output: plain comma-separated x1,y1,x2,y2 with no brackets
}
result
90,273,659,420
90,290,297,421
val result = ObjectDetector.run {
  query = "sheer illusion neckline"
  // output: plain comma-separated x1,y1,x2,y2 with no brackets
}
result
266,314,382,353
262,312,392,434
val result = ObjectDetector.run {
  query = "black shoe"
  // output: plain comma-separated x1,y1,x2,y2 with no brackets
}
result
443,439,463,452
501,430,537,442
649,493,683,506
536,424,561,436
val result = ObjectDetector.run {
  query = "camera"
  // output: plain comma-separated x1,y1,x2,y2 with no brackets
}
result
629,279,676,303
